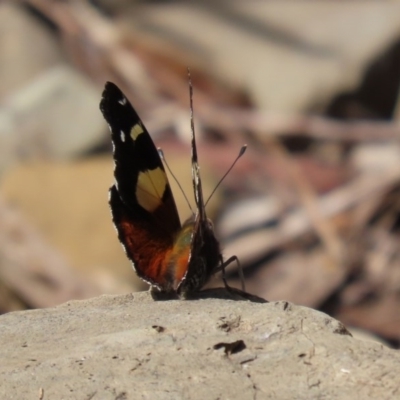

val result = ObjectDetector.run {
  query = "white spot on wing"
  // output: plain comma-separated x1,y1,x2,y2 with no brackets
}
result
120,131,126,142
118,97,127,105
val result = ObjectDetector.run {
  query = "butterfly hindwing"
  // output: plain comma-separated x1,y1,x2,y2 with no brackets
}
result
100,82,182,290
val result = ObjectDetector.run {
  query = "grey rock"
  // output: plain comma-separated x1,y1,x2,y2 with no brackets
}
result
0,290,397,399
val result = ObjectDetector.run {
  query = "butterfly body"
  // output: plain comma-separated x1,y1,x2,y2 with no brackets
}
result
100,82,222,296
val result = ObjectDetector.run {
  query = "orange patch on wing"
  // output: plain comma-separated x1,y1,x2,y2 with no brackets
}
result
118,218,173,287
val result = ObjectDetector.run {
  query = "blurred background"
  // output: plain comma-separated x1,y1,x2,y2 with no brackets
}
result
1,0,400,346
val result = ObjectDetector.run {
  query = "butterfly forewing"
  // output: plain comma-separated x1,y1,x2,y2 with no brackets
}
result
100,82,182,290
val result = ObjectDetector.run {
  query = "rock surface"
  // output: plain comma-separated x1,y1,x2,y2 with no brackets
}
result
0,289,398,399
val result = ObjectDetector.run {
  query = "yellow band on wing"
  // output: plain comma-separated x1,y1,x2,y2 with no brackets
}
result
136,167,168,212
131,123,144,139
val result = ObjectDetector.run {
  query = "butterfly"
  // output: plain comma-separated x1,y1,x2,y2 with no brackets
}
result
100,81,240,297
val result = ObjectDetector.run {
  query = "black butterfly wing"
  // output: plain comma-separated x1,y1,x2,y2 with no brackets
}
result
100,82,181,291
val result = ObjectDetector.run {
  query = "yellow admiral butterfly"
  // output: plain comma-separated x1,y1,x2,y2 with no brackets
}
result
100,81,239,297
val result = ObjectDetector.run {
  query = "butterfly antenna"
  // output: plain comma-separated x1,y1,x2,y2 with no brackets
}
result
205,144,247,208
158,148,194,214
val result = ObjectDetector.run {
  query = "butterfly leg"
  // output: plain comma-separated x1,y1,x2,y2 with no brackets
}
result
217,255,246,292
219,256,229,289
